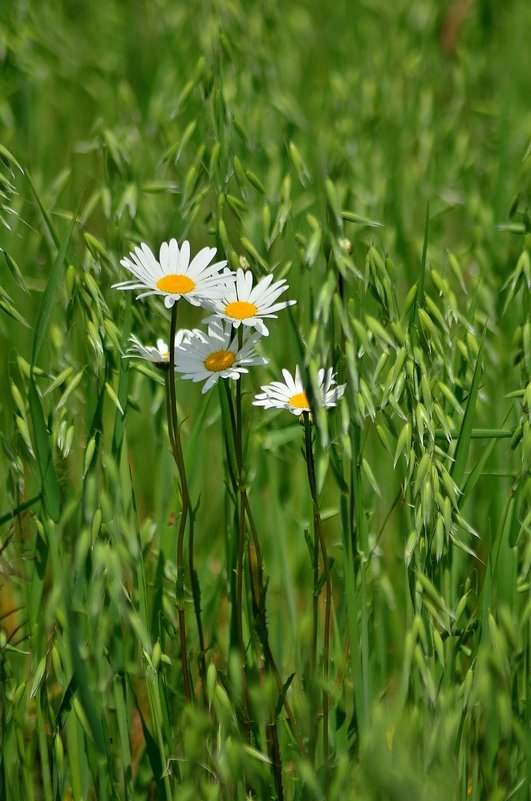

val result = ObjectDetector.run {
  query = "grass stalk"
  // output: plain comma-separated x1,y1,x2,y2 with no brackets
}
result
167,305,193,702
303,412,331,791
223,379,252,744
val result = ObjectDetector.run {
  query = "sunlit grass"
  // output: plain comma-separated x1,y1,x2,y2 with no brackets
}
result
1,1,530,799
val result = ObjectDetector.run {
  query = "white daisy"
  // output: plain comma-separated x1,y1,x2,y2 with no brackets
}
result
253,366,346,415
113,239,235,308
174,319,268,394
124,330,199,367
204,267,296,336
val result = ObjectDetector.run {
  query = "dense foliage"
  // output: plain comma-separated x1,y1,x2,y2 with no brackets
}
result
0,1,529,799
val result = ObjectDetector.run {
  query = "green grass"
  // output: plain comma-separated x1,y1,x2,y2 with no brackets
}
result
1,0,530,799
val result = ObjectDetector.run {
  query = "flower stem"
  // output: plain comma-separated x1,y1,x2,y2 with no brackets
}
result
167,305,195,702
242,491,306,755
303,412,331,792
223,380,289,796
223,379,251,741
236,371,246,658
166,324,206,693
220,382,307,768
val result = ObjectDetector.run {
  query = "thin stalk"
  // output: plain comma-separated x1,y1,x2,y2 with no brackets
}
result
36,692,53,801
222,381,303,764
233,375,247,666
223,379,251,742
167,305,192,702
304,414,320,759
303,412,331,792
266,717,285,801
350,421,370,731
164,369,176,455
243,491,306,756
233,330,248,686
224,378,288,797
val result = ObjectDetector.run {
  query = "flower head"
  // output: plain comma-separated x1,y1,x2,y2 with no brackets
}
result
113,239,234,308
253,366,346,415
204,267,296,336
174,319,268,393
124,330,199,368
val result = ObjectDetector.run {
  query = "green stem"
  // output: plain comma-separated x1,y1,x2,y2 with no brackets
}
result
243,491,306,756
222,380,303,765
224,379,251,741
234,332,248,688
303,412,331,792
167,305,193,703
232,378,286,794
168,326,207,696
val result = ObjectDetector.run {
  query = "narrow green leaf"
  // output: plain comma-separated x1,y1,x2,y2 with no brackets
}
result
29,656,47,699
2,249,29,292
105,382,124,416
409,203,429,338
54,674,78,732
28,376,61,521
325,178,342,228
0,143,24,174
450,329,486,490
341,210,383,227
25,170,60,248
461,438,497,504
112,296,132,456
66,605,107,754
0,494,41,528
0,288,30,327
32,211,77,368
245,169,266,194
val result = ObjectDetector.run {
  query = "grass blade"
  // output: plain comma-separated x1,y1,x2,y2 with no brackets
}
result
450,329,486,491
28,377,61,522
31,210,77,369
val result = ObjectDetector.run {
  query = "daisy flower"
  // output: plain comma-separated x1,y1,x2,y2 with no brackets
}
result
124,330,199,368
204,267,296,336
113,239,234,308
174,319,268,394
253,366,346,415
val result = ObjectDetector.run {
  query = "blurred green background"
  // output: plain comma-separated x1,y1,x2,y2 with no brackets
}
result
0,1,530,799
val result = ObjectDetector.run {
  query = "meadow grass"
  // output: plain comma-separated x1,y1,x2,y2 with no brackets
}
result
0,1,530,799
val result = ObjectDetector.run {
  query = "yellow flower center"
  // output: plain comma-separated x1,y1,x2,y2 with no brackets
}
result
288,392,310,410
204,350,236,372
160,351,169,359
157,274,196,294
224,300,258,320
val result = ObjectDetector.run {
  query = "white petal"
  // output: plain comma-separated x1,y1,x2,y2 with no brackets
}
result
178,240,191,273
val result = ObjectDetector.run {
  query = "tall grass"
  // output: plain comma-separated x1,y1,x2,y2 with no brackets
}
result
0,0,530,799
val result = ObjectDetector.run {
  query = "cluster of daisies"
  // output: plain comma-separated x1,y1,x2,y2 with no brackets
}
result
113,239,346,415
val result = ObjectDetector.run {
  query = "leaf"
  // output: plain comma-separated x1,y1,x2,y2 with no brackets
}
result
28,376,61,522
408,203,429,339
54,673,78,732
461,437,497,504
66,605,107,754
245,169,266,194
25,170,60,248
341,209,383,227
31,211,77,368
0,287,30,327
0,144,24,174
450,328,486,491
105,381,124,416
2,249,29,293
112,296,132,456
29,656,47,699
0,494,41,528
